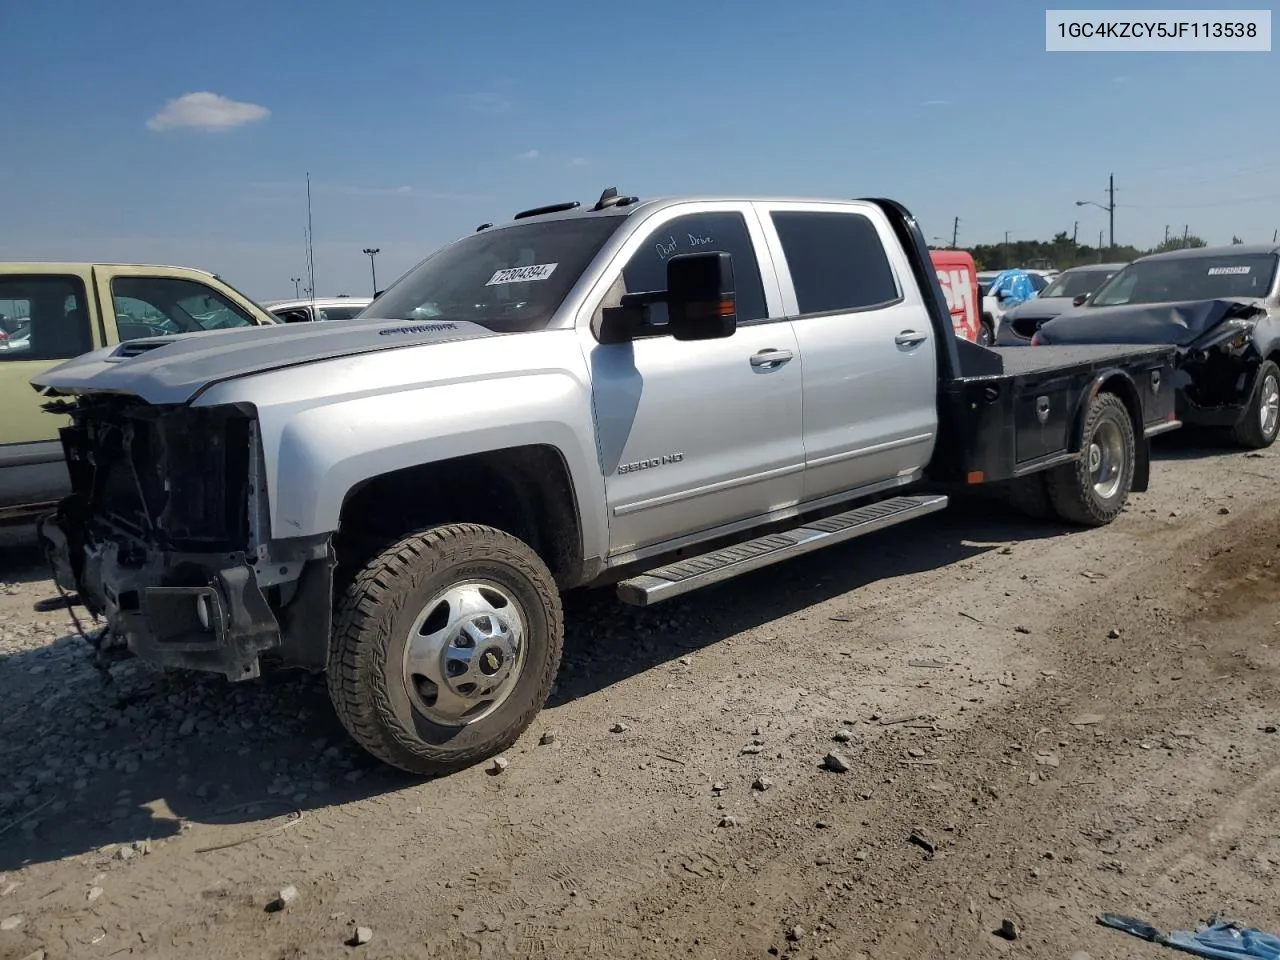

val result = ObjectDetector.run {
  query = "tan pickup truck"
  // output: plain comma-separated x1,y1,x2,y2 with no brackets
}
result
0,262,277,523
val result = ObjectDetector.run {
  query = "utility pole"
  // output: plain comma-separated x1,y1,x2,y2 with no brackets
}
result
1164,225,1170,244
951,216,959,248
1182,224,1189,248
1107,172,1115,250
1072,220,1078,244
362,248,381,297
290,277,301,298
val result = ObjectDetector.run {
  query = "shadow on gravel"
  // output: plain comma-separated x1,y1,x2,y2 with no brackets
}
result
0,496,1076,872
0,531,51,586
549,499,1062,708
1150,426,1275,462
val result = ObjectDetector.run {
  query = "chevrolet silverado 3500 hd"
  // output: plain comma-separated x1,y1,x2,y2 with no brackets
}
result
33,191,1179,775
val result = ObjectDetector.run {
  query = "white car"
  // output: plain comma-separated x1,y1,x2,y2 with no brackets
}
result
263,297,372,323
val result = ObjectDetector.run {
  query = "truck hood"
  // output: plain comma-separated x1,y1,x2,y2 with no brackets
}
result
30,316,499,405
1034,298,1266,349
1002,296,1077,321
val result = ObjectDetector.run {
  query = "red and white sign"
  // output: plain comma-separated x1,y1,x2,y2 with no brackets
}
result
930,250,980,342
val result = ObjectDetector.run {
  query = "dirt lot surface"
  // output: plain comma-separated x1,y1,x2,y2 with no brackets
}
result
2,434,1278,960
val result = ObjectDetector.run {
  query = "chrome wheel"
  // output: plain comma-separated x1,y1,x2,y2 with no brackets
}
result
1259,372,1279,439
402,580,527,727
1088,418,1126,500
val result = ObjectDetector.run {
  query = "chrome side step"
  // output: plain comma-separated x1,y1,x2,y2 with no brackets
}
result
615,494,949,607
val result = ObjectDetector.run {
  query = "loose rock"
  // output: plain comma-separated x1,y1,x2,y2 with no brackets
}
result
267,885,299,912
996,919,1019,941
719,815,737,827
752,776,774,792
1107,628,1122,639
823,752,851,773
609,722,629,734
787,924,805,942
907,747,926,759
349,926,373,946
87,885,103,902
832,730,853,743
489,757,509,775
1,915,23,931
538,731,557,746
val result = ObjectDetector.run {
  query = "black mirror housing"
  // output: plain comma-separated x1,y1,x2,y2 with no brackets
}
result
1072,293,1089,307
666,252,737,341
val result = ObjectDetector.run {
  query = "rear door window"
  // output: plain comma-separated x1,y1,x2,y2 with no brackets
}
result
0,275,93,361
769,211,900,315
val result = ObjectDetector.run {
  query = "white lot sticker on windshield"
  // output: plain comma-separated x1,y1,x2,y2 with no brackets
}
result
485,263,558,285
1208,265,1251,275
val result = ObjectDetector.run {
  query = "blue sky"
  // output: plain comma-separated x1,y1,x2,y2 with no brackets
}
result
3,0,1278,300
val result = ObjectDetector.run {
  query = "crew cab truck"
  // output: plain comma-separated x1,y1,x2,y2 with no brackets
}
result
33,192,1179,777
1,263,277,523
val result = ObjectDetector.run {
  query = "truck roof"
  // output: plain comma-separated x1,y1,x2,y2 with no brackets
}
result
0,260,219,275
483,190,893,232
1138,243,1280,262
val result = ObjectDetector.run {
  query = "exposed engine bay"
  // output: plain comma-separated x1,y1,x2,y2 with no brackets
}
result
39,395,332,680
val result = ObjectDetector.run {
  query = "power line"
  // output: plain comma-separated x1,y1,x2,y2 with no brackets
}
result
1118,190,1280,210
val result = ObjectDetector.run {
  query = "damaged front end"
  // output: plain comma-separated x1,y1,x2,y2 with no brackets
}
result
1174,308,1267,427
37,394,332,680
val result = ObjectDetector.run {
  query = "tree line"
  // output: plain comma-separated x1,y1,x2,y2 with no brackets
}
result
930,230,1246,272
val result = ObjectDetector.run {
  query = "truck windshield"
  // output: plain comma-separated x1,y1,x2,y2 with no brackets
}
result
1089,253,1278,307
365,216,624,332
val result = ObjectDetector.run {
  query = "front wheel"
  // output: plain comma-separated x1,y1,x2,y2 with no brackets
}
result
977,317,995,347
1231,359,1280,449
1045,392,1136,526
327,523,563,776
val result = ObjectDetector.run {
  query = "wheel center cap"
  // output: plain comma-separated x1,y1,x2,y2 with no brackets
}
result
1089,443,1102,472
480,648,504,676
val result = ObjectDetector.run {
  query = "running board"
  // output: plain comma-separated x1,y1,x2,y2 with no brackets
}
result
615,494,949,607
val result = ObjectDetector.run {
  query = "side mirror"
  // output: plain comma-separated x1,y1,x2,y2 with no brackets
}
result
665,252,737,341
1071,293,1089,307
995,289,1008,301
598,251,738,344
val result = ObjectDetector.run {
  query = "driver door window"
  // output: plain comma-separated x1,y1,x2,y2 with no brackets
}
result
110,276,259,342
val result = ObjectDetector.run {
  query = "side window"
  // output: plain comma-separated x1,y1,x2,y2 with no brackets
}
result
617,212,768,325
770,211,900,315
0,275,93,361
111,276,260,342
318,306,365,321
271,307,312,323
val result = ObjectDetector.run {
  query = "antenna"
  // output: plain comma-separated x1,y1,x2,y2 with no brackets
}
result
306,172,316,305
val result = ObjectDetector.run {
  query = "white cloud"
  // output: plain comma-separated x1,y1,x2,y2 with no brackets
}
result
147,92,270,132
569,156,590,167
518,149,540,161
921,99,951,107
458,90,512,115
1113,75,1128,83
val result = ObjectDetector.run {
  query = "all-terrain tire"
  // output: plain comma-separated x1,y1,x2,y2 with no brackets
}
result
1007,473,1053,520
327,523,563,776
1045,392,1136,527
1230,359,1280,450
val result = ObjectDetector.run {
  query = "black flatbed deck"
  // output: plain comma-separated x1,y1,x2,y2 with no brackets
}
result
986,343,1175,379
931,339,1180,486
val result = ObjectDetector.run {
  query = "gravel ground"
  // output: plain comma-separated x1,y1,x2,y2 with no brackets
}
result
1,431,1278,959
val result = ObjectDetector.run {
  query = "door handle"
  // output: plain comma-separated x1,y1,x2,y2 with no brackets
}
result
895,330,928,347
750,348,793,369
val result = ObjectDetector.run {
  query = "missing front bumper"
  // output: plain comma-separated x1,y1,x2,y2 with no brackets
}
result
38,514,284,680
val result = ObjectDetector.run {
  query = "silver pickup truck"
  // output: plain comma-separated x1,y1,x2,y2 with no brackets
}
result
33,191,1179,776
